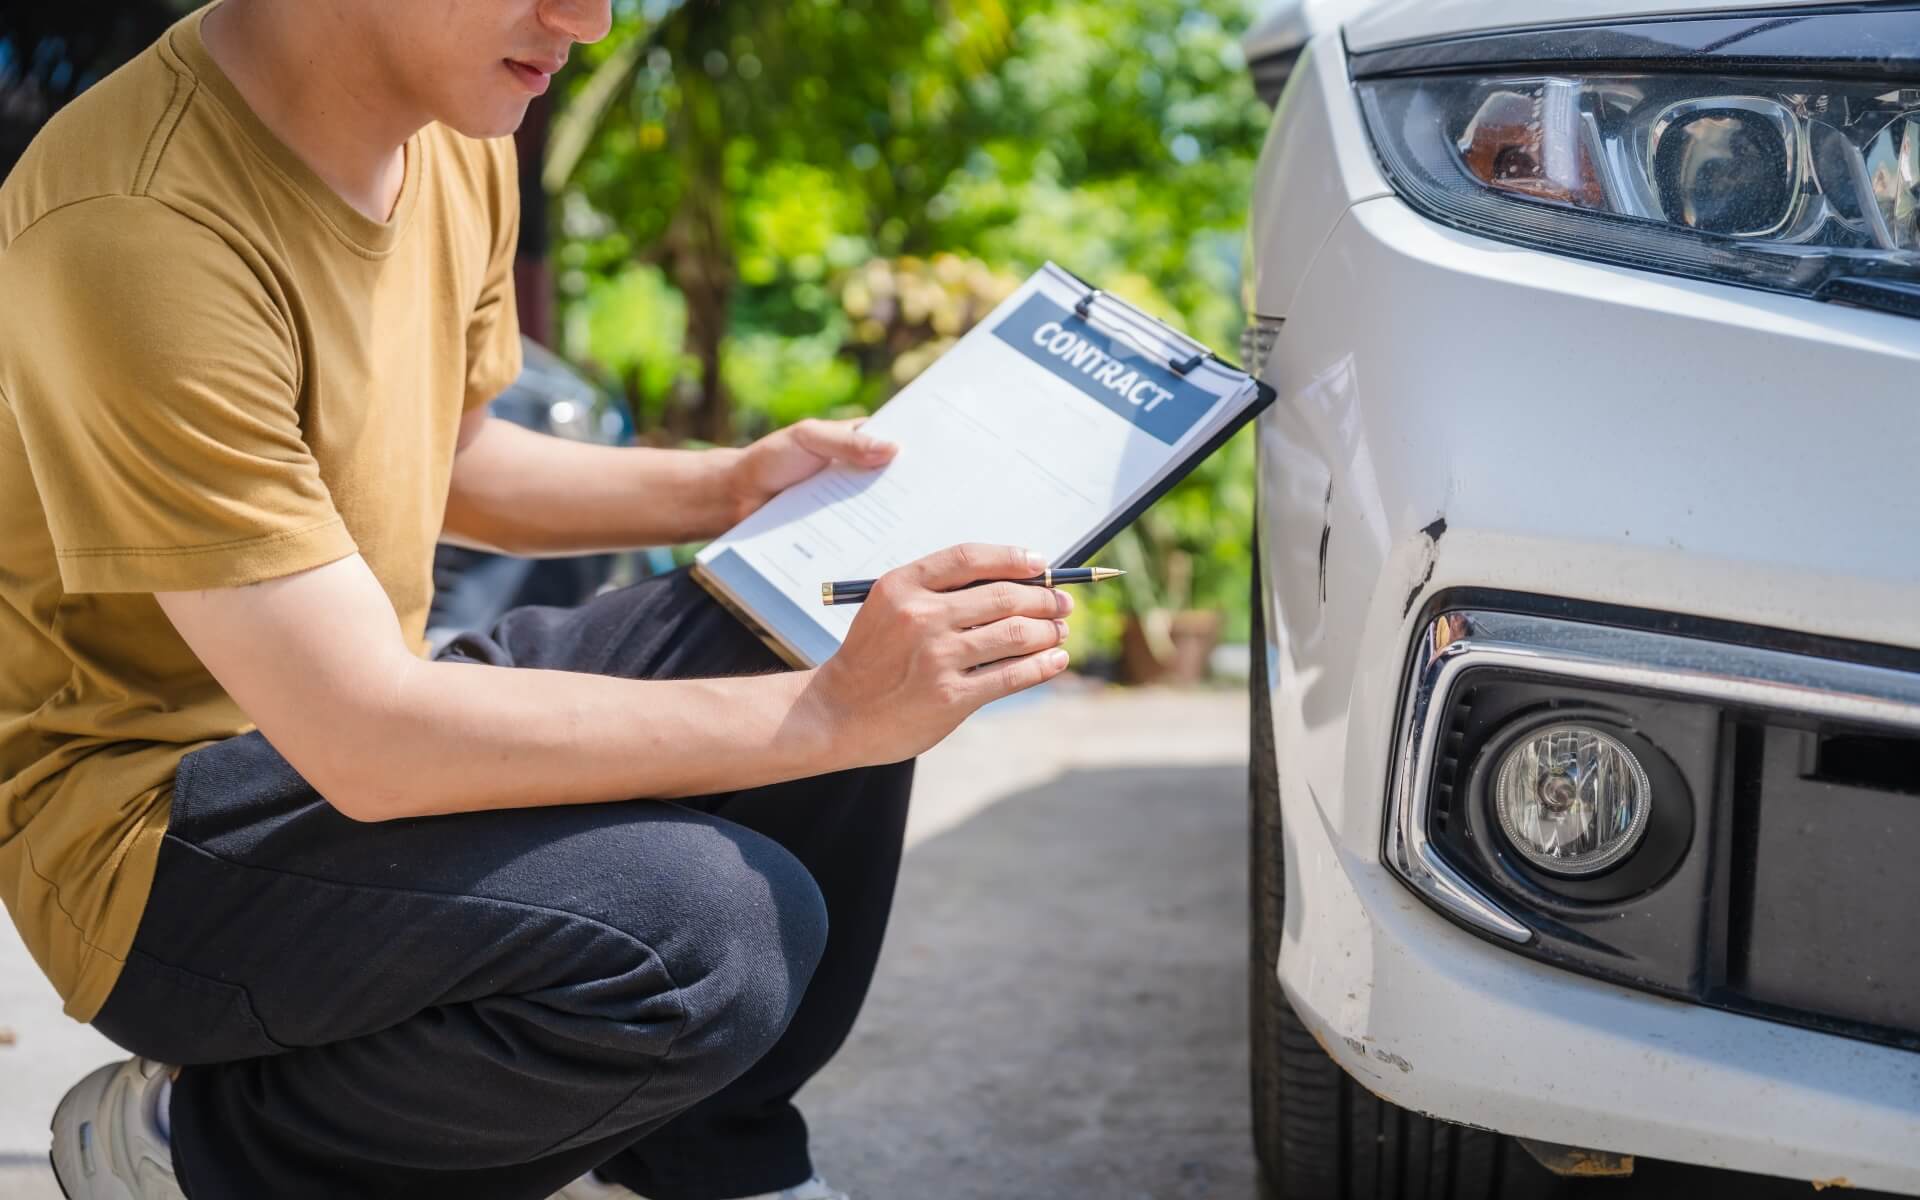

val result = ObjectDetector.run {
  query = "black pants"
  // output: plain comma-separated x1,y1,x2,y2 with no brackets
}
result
91,569,913,1200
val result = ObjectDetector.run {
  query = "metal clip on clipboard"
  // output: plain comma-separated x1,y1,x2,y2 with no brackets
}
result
1071,288,1210,377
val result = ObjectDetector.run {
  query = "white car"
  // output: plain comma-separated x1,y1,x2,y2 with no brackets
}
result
1240,1,1920,1196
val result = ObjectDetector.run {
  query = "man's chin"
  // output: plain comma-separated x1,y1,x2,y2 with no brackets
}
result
442,99,534,140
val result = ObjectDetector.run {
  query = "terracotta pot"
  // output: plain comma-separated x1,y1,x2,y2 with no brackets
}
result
1120,609,1224,686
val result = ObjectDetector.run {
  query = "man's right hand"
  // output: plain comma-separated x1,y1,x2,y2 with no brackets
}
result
805,543,1073,766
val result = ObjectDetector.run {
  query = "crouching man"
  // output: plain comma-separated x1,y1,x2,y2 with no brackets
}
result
0,1,1071,1197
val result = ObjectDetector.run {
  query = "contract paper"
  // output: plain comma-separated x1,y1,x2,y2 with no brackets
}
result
694,263,1262,667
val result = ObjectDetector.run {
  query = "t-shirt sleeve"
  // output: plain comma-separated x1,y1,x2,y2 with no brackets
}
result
0,198,357,594
464,135,524,412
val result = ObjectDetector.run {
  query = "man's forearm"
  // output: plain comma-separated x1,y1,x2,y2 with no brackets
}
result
442,417,748,555
158,545,1064,827
317,656,849,820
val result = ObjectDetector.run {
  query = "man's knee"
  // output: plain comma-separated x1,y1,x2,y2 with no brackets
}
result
624,817,828,1085
496,818,828,1156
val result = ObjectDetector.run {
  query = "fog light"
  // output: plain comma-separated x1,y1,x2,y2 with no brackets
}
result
1493,724,1651,876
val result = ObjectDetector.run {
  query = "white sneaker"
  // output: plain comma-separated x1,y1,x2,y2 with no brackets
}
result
767,1179,851,1200
552,1172,637,1199
49,1058,183,1200
552,1172,850,1200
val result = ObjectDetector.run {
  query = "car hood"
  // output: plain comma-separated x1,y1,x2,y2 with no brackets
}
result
1347,0,1832,52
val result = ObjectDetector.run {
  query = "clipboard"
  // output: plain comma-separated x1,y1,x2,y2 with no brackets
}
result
692,262,1278,667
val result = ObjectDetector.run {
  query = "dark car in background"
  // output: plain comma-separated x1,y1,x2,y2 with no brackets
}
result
426,339,647,651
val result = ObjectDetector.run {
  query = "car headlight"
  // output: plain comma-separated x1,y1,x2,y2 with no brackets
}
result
1356,70,1920,316
497,337,628,446
543,397,600,444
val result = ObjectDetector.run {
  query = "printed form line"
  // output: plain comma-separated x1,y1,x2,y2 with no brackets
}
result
927,392,1098,507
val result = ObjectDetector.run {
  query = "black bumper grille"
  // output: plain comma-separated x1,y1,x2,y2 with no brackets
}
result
1723,725,1920,1045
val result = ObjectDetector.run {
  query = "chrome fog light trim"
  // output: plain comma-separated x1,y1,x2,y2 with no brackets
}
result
1387,617,1533,943
1385,609,1920,942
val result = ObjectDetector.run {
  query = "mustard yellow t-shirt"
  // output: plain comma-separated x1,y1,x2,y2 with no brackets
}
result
0,9,523,1020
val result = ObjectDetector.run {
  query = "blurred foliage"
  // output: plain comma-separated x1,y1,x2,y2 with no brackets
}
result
551,0,1271,665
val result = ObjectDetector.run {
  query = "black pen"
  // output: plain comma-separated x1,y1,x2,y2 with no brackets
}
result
821,567,1125,606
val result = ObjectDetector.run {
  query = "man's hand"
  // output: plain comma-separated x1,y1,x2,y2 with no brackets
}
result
803,543,1073,767
727,418,899,524
443,413,899,557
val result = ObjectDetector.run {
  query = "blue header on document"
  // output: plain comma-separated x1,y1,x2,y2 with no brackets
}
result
990,295,1211,447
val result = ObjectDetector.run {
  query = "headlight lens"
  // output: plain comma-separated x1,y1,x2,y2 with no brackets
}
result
544,398,600,443
1493,723,1652,876
1358,73,1920,314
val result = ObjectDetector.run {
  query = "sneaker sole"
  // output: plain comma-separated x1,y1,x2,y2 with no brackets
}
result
51,1150,74,1200
49,1063,128,1200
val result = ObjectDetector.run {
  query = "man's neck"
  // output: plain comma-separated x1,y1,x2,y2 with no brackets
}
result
200,0,421,223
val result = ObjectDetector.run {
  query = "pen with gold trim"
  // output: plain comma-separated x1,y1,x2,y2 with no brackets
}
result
820,567,1124,607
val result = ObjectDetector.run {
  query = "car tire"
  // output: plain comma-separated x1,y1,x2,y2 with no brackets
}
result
1247,541,1564,1200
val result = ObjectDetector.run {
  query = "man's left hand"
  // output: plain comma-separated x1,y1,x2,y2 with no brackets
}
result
727,418,898,524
